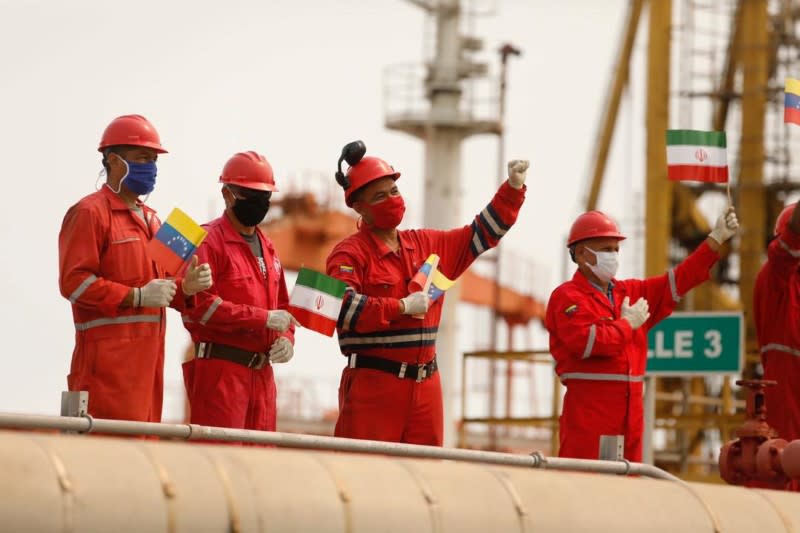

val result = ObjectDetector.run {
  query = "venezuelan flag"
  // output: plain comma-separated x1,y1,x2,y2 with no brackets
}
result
785,78,800,125
408,253,455,303
147,208,207,275
408,254,439,293
428,269,455,302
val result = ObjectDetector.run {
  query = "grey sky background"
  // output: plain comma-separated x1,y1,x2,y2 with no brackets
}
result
0,0,644,420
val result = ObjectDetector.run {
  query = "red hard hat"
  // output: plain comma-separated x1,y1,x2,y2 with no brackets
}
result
219,151,278,192
775,203,796,236
344,156,400,206
567,210,626,247
98,114,167,153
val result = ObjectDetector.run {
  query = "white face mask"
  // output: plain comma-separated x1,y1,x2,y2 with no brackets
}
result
585,247,619,285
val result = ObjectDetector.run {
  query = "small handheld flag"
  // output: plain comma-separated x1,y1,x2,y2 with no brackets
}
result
428,269,455,302
147,208,207,275
288,268,346,336
408,254,455,319
785,78,800,125
408,254,440,294
666,130,728,184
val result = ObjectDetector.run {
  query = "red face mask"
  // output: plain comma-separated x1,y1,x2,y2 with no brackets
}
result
364,195,406,229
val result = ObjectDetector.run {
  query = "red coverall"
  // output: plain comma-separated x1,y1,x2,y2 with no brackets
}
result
754,227,800,445
327,181,526,445
545,242,720,461
59,186,190,422
181,214,294,431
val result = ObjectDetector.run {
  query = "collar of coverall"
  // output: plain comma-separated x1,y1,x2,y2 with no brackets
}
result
100,183,150,212
360,223,415,257
572,268,618,295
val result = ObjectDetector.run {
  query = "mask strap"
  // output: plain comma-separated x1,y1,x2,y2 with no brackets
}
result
104,153,129,195
95,167,106,191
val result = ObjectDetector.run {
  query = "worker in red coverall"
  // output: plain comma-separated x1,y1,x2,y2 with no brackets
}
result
181,151,297,432
59,114,213,423
546,207,739,462
326,140,528,446
755,202,800,490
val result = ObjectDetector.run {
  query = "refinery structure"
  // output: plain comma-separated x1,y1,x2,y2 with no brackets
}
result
4,0,800,531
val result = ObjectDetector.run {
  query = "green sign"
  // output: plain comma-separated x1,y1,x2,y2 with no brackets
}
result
646,312,743,375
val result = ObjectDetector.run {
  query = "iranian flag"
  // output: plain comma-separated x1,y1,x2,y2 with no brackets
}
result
666,129,728,183
288,268,346,336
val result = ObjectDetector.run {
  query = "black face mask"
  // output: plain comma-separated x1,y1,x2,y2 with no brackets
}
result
232,195,271,227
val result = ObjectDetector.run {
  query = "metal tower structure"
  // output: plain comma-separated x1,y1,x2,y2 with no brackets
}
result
587,0,800,480
385,0,500,446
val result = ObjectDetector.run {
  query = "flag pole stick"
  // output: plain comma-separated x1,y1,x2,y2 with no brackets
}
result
726,180,732,207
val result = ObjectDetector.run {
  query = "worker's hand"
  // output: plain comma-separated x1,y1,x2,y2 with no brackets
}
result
181,256,213,296
708,206,740,245
621,296,650,330
507,159,530,190
268,336,294,364
266,310,300,332
137,279,177,308
400,291,430,315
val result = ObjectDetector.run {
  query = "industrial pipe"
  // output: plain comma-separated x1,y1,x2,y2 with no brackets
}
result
0,412,680,481
720,379,800,489
2,429,800,532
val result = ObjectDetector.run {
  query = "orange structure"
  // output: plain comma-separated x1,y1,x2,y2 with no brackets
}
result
262,193,545,324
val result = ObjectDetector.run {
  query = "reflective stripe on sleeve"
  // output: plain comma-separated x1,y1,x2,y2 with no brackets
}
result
199,297,223,326
478,204,509,240
581,324,596,359
342,294,366,331
668,268,680,303
68,274,98,303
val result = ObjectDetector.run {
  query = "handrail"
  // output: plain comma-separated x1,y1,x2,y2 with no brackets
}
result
0,412,680,482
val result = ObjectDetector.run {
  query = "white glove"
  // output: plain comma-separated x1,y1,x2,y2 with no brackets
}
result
266,310,300,332
621,296,650,330
137,279,177,308
400,291,430,315
708,206,740,245
268,336,294,364
181,256,213,296
507,159,530,190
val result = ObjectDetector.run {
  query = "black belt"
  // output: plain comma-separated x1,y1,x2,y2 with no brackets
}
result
196,342,268,370
348,354,438,382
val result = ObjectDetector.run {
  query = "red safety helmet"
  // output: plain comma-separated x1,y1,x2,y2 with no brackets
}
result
775,203,796,236
344,156,401,206
98,114,167,153
567,210,626,247
219,151,278,192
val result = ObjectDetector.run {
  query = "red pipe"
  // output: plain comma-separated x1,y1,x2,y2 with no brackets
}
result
719,380,800,490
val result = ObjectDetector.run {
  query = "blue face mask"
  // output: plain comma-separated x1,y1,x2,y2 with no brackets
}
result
118,156,157,196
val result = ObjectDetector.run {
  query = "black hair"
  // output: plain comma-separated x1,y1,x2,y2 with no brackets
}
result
101,145,137,174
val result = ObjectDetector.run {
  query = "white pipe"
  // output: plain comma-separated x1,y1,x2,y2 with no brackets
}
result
0,412,679,481
643,375,656,464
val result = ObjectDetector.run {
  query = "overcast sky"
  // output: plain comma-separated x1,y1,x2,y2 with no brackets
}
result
0,0,646,422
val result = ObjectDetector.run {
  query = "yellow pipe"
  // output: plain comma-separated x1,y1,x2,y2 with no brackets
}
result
645,0,673,277
713,0,744,132
738,0,769,355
